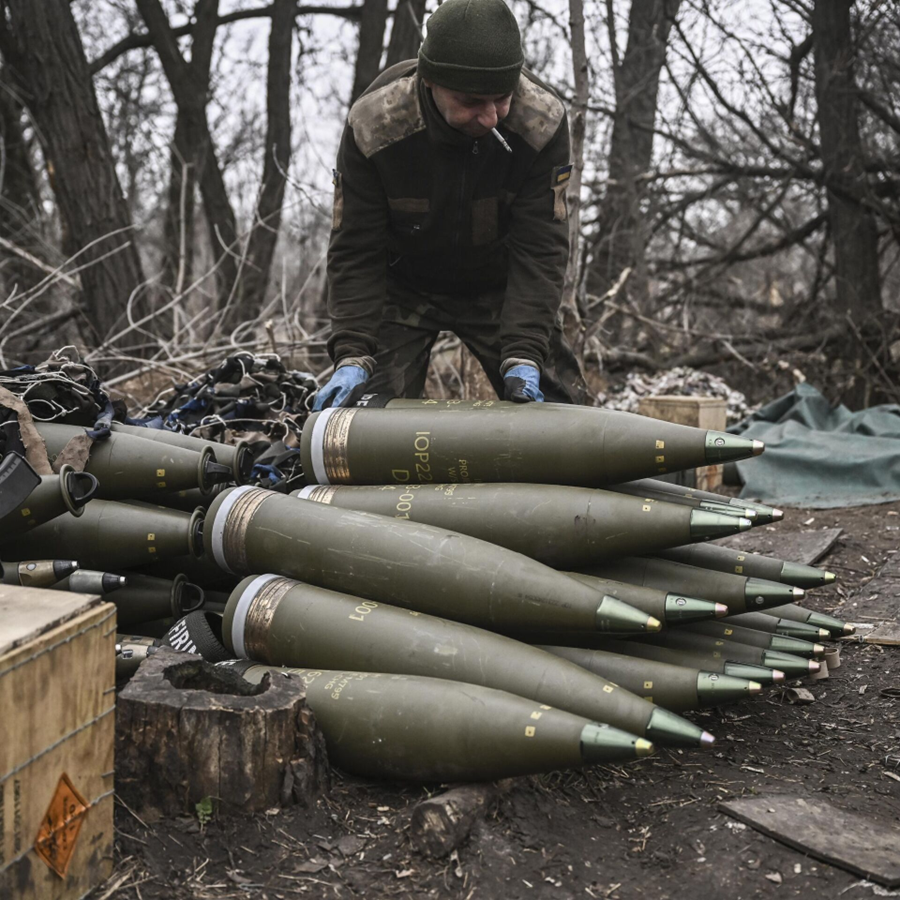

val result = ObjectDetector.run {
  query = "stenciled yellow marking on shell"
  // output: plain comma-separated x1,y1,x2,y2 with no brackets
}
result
525,726,536,737
603,685,614,694
644,681,653,690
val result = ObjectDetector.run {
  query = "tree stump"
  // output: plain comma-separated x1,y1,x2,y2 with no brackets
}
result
116,647,328,816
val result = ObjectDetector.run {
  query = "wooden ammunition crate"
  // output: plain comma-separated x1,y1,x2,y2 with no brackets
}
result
0,588,116,900
637,395,728,491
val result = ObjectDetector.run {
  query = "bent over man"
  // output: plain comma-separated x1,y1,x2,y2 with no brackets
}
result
314,0,586,409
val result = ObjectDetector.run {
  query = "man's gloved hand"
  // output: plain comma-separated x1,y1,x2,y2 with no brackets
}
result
312,365,369,411
503,363,544,403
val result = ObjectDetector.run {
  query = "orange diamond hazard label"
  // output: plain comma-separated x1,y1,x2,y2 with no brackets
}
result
34,773,89,878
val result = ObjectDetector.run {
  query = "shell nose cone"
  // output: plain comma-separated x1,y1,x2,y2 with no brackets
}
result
843,623,856,635
752,440,765,456
635,739,655,758
792,587,806,600
748,681,763,694
772,508,785,521
646,616,663,633
715,603,729,618
809,660,821,673
818,628,831,639
824,571,837,584
700,731,716,747
772,669,786,683
738,517,753,532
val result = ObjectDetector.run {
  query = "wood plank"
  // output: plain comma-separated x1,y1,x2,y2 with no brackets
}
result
714,528,842,566
719,795,900,887
863,622,900,645
0,586,101,656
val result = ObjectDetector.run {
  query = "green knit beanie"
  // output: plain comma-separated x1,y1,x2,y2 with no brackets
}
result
418,0,524,96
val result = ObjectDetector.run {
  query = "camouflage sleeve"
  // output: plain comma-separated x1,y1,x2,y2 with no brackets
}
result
326,122,390,365
501,112,571,370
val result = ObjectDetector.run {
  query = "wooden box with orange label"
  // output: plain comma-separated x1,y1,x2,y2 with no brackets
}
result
0,587,116,899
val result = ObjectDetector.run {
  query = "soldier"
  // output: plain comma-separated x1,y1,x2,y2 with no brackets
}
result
313,0,587,410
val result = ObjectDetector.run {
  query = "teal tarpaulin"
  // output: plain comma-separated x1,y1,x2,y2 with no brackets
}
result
729,382,900,509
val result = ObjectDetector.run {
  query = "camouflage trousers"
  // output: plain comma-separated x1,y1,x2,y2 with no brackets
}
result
367,278,587,404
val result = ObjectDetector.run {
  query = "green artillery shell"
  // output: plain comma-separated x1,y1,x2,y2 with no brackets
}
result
530,636,787,685
616,478,783,524
657,544,835,588
154,484,228,514
566,572,727,626
0,500,204,570
579,557,804,614
292,483,748,569
536,645,761,712
116,635,157,680
723,611,831,640
0,465,98,536
633,630,819,677
224,663,655,780
50,570,127,594
0,558,79,587
35,422,231,500
224,575,709,746
111,423,252,484
760,603,854,637
208,487,659,635
300,404,762,488
111,573,205,629
611,482,759,521
674,620,825,657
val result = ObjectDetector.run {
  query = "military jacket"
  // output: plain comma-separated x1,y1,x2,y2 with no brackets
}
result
327,61,572,370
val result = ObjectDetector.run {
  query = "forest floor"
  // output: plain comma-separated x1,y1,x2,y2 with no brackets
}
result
98,499,900,900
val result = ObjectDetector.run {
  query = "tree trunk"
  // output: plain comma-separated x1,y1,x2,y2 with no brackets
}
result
586,0,682,319
560,0,589,349
136,0,240,325
240,0,296,312
811,0,883,405
385,0,426,68
0,0,146,343
0,70,43,295
351,0,390,102
160,0,219,294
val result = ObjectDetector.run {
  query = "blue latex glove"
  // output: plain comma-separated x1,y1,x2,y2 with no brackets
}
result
503,365,544,402
312,365,369,410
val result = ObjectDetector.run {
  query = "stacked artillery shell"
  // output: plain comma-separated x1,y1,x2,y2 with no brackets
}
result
0,465,98,535
577,557,804,614
291,482,750,569
535,645,762,712
206,486,661,635
35,422,233,501
657,543,835,588
300,402,763,488
223,662,655,781
110,573,205,628
759,603,854,637
222,574,713,746
0,558,79,587
615,478,783,524
0,499,204,570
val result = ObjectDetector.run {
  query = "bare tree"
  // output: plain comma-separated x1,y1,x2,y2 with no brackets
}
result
135,0,240,321
352,0,391,102
385,0,426,67
586,0,683,318
811,0,883,402
0,0,146,344
240,0,297,310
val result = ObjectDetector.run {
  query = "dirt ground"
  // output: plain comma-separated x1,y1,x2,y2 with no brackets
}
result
97,500,900,900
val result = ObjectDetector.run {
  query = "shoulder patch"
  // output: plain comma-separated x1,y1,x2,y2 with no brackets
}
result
348,74,425,159
503,75,566,153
